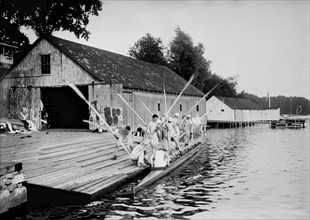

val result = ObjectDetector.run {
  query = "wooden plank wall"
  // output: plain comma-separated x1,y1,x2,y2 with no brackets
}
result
123,91,206,130
0,39,95,127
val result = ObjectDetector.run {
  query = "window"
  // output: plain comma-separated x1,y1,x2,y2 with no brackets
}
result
221,109,225,112
3,47,13,59
157,103,161,111
41,54,51,74
180,104,182,112
196,105,199,112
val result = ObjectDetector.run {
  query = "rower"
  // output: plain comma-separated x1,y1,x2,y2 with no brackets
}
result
166,117,182,156
111,125,132,160
130,142,148,167
151,144,170,169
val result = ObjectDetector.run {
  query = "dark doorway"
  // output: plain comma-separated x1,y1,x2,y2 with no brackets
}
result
41,86,89,128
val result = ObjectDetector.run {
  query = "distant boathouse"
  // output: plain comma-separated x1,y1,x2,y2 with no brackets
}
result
206,96,280,128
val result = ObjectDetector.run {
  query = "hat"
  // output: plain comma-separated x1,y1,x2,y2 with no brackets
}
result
168,117,173,122
174,113,180,117
186,114,191,118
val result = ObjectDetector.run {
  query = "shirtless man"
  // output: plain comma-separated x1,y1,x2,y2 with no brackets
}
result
111,125,131,160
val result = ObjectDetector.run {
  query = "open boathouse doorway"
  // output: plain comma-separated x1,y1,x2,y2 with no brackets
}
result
41,86,89,129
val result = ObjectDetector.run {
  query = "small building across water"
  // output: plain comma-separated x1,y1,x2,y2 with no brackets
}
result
206,96,280,128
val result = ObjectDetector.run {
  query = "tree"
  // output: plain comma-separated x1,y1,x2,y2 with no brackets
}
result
204,74,238,97
0,0,102,57
167,27,202,80
0,17,30,61
167,27,215,93
128,33,167,65
129,27,239,96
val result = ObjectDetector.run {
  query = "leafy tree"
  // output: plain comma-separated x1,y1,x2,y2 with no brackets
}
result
204,74,238,97
129,27,239,96
167,27,238,96
0,16,31,61
167,27,215,93
128,33,167,65
167,27,204,80
0,0,102,58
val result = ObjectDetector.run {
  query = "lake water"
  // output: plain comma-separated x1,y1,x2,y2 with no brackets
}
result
23,124,309,219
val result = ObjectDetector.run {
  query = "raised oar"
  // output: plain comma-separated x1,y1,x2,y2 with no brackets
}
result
200,102,220,121
163,73,168,115
115,93,147,126
166,74,195,117
182,82,221,122
68,83,130,155
133,94,153,116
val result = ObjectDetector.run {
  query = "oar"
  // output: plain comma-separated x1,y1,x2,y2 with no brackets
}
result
163,73,168,115
199,103,220,121
83,120,106,129
115,93,147,126
133,94,153,116
183,82,220,120
68,83,130,155
166,74,195,117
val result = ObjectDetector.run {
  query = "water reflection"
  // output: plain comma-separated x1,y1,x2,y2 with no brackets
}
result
105,126,309,220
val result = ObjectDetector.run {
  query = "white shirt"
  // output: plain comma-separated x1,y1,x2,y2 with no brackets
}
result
153,150,167,168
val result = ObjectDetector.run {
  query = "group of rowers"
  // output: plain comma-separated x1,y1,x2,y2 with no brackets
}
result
111,113,194,169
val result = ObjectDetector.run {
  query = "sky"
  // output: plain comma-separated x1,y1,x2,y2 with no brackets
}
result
24,0,310,99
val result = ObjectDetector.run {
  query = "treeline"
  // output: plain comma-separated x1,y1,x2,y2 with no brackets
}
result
128,27,238,97
129,28,310,115
238,92,310,115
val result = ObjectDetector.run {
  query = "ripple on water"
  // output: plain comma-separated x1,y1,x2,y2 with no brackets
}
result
21,126,309,219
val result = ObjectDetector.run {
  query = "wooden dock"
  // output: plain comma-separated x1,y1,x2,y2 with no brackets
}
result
0,130,145,206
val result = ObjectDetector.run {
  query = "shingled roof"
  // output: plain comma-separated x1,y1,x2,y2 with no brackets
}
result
217,96,267,110
44,36,203,97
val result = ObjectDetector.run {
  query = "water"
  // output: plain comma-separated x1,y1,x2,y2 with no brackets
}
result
23,125,309,219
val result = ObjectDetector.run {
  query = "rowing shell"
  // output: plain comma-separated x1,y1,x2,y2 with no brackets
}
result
133,142,203,194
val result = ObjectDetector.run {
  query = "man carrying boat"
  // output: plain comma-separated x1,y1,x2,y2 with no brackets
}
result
111,125,132,160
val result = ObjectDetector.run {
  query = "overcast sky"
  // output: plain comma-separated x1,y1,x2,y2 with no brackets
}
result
24,0,310,99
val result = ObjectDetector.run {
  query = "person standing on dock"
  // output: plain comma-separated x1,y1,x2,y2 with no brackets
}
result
182,114,193,148
111,125,132,160
166,117,182,155
146,114,160,152
157,114,168,141
172,113,181,139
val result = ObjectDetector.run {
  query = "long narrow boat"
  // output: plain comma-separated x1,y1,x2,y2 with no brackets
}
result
133,142,203,194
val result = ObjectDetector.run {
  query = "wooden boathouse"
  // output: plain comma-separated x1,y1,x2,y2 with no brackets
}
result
0,35,206,131
206,96,280,128
0,35,206,208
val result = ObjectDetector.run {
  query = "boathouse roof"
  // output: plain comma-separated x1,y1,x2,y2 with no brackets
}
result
217,96,267,110
25,35,203,97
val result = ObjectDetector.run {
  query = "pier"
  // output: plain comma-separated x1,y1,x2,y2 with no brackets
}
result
0,130,202,209
270,118,306,129
206,120,266,129
0,131,147,207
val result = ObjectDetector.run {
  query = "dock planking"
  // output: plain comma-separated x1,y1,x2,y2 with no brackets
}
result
0,130,144,203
